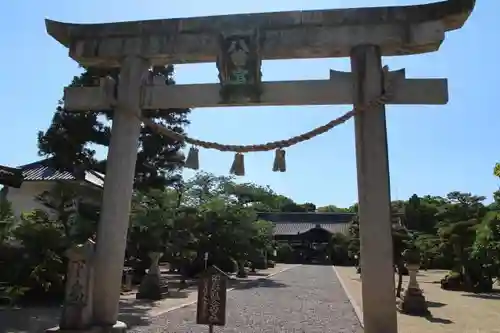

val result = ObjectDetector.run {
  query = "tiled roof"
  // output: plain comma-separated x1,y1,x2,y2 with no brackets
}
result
257,212,355,223
256,212,354,236
18,160,104,188
273,222,349,235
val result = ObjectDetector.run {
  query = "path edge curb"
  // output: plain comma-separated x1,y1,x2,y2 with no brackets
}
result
332,265,364,328
150,264,300,317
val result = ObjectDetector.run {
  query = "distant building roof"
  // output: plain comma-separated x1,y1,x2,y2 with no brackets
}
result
272,222,350,235
17,159,104,188
257,212,355,236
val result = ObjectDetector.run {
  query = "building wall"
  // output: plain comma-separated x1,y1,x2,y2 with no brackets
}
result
5,181,56,217
5,181,102,220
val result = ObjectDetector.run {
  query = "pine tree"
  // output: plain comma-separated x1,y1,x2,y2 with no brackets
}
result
37,65,189,190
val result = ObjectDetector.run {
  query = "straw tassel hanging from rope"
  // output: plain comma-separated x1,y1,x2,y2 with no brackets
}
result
272,148,286,172
184,146,200,170
230,153,245,176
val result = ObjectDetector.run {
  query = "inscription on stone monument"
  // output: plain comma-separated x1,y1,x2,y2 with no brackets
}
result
55,239,95,331
67,260,87,305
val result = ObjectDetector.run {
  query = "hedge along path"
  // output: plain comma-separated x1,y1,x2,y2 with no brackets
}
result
138,66,394,176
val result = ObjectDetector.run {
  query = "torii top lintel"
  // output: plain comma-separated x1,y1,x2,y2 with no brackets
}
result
46,0,474,67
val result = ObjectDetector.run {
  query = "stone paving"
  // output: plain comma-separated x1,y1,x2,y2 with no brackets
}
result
129,265,362,333
0,264,294,333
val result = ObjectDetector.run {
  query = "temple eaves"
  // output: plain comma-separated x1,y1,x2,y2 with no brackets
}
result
45,0,475,67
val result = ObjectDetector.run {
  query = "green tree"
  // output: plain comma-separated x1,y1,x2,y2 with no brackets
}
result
393,226,412,297
2,210,67,302
0,196,15,243
328,232,351,265
36,182,100,243
470,211,500,290
436,192,487,287
347,217,360,263
37,65,189,190
403,194,440,233
414,233,441,269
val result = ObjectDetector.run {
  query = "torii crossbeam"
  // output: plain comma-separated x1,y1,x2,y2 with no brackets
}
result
63,68,448,110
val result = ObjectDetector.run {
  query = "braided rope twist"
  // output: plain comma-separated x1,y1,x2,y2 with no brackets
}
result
139,66,393,153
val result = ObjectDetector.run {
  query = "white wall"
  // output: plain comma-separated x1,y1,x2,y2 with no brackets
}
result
6,181,55,218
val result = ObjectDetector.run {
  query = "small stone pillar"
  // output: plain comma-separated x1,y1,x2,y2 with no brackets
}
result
136,252,168,300
236,260,247,278
123,269,133,292
407,264,420,290
46,239,95,332
398,249,429,316
263,250,268,269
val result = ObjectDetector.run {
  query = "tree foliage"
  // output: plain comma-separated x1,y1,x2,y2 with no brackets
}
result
341,186,500,292
37,65,190,191
3,160,500,303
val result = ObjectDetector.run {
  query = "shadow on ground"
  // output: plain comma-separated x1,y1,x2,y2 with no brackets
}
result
232,278,288,290
426,301,447,308
117,299,157,329
401,307,453,325
0,298,157,332
424,314,454,324
0,305,61,333
462,290,500,300
246,271,271,277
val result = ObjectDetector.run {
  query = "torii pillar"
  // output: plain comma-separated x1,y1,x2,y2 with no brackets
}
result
351,45,397,333
91,56,149,329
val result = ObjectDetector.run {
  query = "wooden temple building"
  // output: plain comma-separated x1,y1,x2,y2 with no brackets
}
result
256,212,355,263
257,211,402,264
257,212,354,243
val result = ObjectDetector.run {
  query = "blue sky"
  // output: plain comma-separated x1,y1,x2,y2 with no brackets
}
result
0,0,497,208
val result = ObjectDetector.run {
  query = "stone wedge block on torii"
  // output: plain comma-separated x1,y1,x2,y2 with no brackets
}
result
62,69,448,111
45,0,475,67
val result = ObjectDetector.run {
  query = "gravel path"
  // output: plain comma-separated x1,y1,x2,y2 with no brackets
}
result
129,265,363,333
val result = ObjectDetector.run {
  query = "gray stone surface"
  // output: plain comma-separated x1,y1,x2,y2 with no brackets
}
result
46,0,474,41
129,265,362,333
45,0,475,66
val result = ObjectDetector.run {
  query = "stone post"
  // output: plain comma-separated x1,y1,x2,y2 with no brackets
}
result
350,45,397,333
92,56,150,331
46,239,95,332
123,271,133,292
148,252,162,276
407,264,420,290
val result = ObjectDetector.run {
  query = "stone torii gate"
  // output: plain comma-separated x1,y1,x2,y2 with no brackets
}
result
45,1,474,332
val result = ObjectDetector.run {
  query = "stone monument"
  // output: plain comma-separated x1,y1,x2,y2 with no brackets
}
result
45,1,475,332
46,239,116,332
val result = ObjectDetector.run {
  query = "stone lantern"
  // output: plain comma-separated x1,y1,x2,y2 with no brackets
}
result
397,247,429,315
136,251,169,300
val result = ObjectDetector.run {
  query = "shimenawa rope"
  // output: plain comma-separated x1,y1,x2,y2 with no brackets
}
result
138,66,394,175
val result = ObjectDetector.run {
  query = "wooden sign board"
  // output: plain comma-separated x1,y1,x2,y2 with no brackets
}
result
196,267,228,326
0,165,23,188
